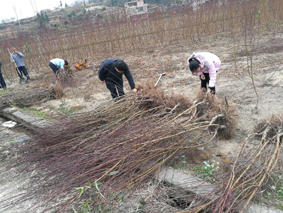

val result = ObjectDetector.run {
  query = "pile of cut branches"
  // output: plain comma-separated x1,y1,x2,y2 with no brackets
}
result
0,88,56,110
8,84,238,212
254,114,283,142
56,65,76,88
188,116,283,213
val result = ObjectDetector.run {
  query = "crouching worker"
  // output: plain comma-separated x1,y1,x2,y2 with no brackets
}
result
98,58,137,99
188,52,221,94
49,58,69,75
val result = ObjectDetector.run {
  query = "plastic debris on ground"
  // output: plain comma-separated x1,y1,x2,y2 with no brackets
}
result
2,121,17,128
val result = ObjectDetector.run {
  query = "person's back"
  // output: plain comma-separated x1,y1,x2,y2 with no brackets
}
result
187,52,221,94
188,52,220,73
50,58,65,67
98,58,137,99
49,58,68,75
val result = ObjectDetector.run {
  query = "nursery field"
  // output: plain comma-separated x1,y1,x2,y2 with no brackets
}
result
1,0,283,212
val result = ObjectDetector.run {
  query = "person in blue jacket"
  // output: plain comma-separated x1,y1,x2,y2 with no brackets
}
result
0,60,7,90
10,47,30,81
98,58,137,99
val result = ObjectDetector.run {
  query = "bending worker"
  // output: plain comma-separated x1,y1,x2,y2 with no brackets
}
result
49,58,69,75
188,52,221,94
98,58,137,99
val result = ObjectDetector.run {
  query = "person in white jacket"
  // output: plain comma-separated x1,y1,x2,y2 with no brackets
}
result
188,52,221,94
49,58,68,75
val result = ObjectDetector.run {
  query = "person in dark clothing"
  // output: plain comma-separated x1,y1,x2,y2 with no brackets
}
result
0,60,7,90
98,58,137,99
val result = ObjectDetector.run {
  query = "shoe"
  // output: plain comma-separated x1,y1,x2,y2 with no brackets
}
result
26,76,30,80
202,87,207,93
3,87,6,90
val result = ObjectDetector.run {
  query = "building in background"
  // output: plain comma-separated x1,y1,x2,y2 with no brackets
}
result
124,0,148,21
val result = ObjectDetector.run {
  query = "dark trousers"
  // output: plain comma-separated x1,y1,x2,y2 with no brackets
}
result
200,73,215,94
49,62,59,74
0,65,6,89
106,81,125,99
16,66,29,78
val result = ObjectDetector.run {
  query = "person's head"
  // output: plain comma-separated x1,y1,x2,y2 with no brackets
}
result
114,60,127,73
189,59,201,75
12,47,17,52
64,60,69,66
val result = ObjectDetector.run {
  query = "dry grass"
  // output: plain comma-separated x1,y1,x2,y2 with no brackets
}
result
54,81,64,99
136,81,192,112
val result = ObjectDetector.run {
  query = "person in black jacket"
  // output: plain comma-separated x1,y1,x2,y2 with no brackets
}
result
98,58,137,99
0,60,7,90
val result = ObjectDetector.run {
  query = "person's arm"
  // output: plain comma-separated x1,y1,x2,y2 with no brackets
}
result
10,54,14,63
123,65,135,90
208,63,217,88
17,52,25,58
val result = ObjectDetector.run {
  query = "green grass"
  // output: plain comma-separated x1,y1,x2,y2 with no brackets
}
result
21,107,49,118
0,88,8,95
59,104,75,114
194,162,217,178
72,181,113,213
263,181,283,210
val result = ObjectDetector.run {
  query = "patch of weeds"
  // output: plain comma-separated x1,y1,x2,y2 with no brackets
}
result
72,180,116,213
59,104,74,114
194,161,217,178
137,197,147,213
274,184,283,200
168,155,186,169
263,182,283,210
264,183,283,200
275,203,283,211
0,89,8,96
21,107,49,118
9,100,17,108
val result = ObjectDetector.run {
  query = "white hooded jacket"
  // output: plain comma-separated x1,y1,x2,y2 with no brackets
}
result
188,52,221,88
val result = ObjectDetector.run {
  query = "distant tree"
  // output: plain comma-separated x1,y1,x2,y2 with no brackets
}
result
78,14,83,21
65,3,68,7
67,11,76,18
36,11,49,28
60,1,62,6
45,14,50,22
0,24,6,30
